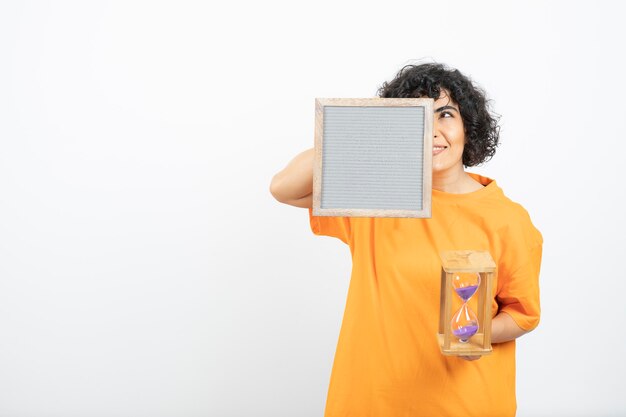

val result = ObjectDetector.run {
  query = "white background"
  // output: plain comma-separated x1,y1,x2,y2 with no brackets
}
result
1,1,624,416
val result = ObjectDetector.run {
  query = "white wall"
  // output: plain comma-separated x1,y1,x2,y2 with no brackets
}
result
1,1,624,416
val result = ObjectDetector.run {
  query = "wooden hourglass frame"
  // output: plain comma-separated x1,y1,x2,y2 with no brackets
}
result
437,250,496,356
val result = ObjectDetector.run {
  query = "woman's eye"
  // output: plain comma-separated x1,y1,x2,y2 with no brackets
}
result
440,111,453,118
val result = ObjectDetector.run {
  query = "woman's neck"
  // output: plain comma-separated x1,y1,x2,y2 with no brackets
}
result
432,168,484,194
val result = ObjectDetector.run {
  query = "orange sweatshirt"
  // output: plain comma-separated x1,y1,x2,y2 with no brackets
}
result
308,173,543,417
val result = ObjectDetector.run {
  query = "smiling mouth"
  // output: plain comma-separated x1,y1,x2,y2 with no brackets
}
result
433,146,448,155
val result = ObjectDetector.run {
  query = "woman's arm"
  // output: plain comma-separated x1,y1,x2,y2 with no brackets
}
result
269,148,314,208
460,311,530,361
490,311,529,344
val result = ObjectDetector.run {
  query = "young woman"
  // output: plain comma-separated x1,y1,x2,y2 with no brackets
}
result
270,62,543,417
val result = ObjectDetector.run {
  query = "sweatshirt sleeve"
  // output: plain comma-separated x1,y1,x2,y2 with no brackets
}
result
496,208,544,332
308,207,352,245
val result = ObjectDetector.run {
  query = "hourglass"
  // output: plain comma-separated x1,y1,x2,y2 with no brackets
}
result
437,250,495,356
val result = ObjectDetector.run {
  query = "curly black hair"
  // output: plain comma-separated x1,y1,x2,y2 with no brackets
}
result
377,62,500,167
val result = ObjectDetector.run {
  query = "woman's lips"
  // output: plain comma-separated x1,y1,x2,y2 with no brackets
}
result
433,146,447,156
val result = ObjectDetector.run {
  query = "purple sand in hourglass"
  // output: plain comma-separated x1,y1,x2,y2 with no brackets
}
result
454,285,478,301
453,325,479,341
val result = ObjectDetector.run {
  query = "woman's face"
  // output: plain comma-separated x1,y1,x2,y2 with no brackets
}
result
431,89,466,175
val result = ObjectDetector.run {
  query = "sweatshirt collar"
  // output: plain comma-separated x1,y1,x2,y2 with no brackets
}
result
432,172,499,204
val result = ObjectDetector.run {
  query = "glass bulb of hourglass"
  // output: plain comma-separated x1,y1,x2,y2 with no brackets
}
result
451,304,479,343
452,272,481,302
